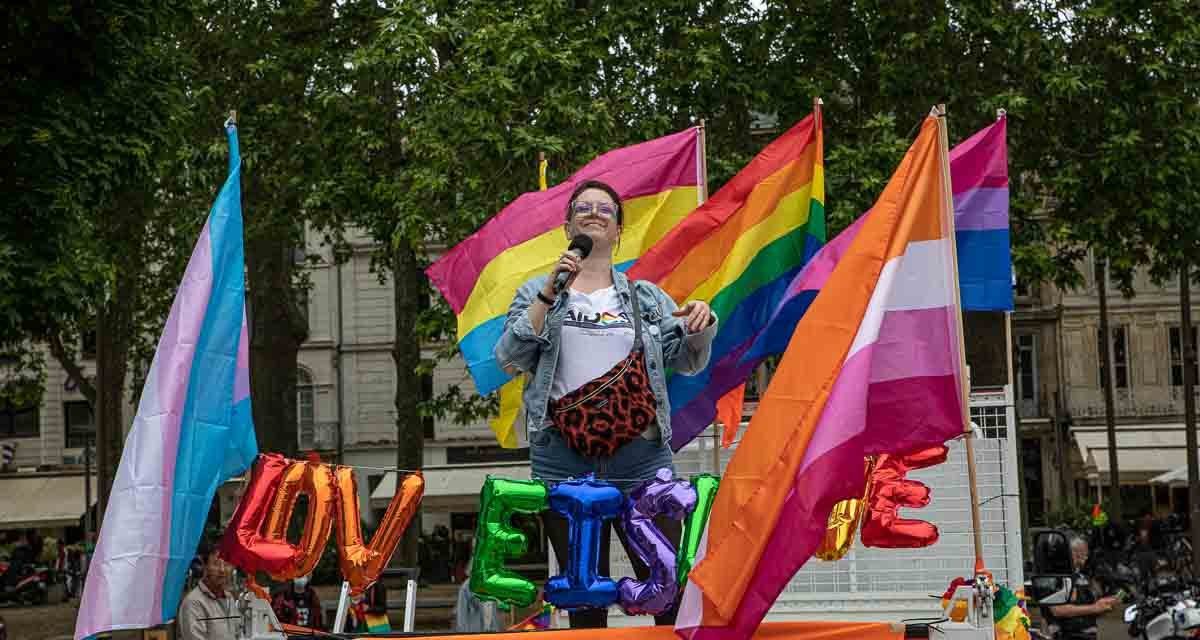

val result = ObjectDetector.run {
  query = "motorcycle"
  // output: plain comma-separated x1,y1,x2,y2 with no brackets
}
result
1125,586,1200,639
0,560,49,605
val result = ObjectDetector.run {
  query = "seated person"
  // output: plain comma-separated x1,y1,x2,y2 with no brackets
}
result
1041,537,1120,640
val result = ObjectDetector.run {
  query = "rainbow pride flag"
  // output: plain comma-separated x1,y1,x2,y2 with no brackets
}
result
426,130,701,446
74,123,258,640
628,111,825,451
676,114,966,640
742,116,1010,367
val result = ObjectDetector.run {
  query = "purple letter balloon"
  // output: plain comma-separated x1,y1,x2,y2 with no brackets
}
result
617,468,697,616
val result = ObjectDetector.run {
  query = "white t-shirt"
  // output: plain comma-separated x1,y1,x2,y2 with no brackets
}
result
551,286,635,400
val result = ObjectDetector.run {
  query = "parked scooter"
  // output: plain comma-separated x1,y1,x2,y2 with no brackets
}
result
0,560,49,605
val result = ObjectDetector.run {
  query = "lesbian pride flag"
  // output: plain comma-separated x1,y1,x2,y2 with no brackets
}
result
677,114,966,640
75,123,258,640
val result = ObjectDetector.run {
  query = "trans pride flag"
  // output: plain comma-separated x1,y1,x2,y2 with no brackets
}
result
677,114,968,640
74,123,258,639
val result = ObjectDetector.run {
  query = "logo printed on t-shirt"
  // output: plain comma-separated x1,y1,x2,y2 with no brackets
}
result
564,308,632,330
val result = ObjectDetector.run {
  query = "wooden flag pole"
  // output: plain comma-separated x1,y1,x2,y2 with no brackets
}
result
695,118,722,472
935,104,986,573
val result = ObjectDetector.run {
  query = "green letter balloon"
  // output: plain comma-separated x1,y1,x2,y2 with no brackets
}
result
676,474,720,587
469,477,549,608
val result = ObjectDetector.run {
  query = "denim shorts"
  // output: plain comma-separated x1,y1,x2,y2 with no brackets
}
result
530,427,674,493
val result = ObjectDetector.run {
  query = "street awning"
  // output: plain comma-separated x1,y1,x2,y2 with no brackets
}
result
1072,425,1196,475
0,473,97,530
1150,466,1189,486
370,462,531,509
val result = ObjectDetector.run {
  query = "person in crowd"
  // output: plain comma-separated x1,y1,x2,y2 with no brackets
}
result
178,545,236,640
454,542,501,633
495,179,717,628
1041,537,1120,640
271,574,324,630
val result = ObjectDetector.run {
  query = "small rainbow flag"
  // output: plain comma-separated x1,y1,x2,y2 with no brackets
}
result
677,113,968,640
628,109,825,451
426,130,701,447
364,611,392,633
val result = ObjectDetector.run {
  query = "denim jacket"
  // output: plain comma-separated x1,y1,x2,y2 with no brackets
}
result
494,269,718,447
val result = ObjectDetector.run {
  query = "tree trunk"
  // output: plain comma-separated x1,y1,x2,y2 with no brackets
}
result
93,195,146,524
1097,258,1121,522
392,243,424,567
246,229,308,459
1180,265,1199,575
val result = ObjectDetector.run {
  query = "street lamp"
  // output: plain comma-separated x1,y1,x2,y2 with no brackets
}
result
81,425,96,543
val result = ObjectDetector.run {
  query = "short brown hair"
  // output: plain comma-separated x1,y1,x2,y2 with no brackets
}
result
566,180,623,225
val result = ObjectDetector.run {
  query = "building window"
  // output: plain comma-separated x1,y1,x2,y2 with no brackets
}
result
0,401,39,438
65,401,94,448
1170,326,1199,387
1097,326,1129,389
1016,333,1038,416
298,368,315,450
81,330,97,360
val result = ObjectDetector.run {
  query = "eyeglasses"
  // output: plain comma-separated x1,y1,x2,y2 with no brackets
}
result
571,201,618,218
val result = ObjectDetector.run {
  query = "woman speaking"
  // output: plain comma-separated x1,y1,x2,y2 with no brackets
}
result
494,180,718,627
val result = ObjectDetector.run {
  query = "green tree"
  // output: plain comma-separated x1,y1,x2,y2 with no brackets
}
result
1,0,197,516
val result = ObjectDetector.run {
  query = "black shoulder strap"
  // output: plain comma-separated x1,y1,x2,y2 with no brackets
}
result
629,280,644,349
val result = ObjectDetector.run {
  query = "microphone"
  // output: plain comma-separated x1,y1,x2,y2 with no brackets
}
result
553,234,594,293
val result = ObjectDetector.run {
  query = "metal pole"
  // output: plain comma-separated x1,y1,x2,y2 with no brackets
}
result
332,580,351,633
1098,258,1122,521
404,579,417,632
84,431,93,540
1180,264,1200,574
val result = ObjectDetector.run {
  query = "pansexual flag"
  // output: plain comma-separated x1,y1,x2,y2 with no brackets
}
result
628,110,825,451
426,130,701,446
75,123,258,640
742,116,1010,366
677,114,966,640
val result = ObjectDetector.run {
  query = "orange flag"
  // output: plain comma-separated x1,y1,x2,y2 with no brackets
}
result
716,385,745,448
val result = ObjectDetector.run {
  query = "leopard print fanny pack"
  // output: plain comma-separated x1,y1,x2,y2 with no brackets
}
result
549,282,658,458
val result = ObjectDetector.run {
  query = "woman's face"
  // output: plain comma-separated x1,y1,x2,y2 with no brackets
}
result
566,188,620,251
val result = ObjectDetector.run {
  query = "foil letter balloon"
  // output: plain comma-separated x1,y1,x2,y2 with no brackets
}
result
469,478,549,608
676,474,719,587
617,469,697,616
218,454,298,597
334,467,424,594
861,445,949,548
544,476,624,611
261,460,337,581
815,458,877,561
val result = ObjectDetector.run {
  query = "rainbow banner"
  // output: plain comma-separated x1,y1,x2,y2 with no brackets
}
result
74,123,258,640
677,115,967,640
628,111,825,451
426,130,701,446
741,116,1010,368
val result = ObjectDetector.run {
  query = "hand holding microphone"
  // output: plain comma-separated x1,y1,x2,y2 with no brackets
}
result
542,234,594,299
